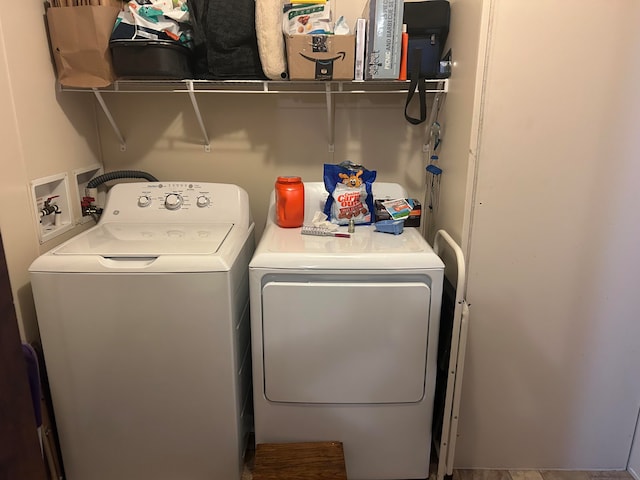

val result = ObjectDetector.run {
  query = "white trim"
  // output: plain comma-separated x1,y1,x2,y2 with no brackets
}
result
627,406,640,479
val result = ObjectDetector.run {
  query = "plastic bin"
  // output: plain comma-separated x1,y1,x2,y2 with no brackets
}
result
374,219,405,235
110,40,193,79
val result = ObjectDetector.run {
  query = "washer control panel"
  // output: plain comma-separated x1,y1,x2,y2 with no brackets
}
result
98,182,252,226
135,183,213,213
129,184,213,211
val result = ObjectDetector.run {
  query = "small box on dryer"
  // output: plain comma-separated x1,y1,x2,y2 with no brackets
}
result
375,198,422,227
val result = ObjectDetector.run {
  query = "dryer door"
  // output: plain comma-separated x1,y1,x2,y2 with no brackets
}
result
262,280,431,404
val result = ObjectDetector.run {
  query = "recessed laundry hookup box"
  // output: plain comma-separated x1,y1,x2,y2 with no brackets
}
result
285,34,355,80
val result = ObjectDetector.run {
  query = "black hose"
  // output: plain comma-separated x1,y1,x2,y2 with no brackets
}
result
87,170,158,189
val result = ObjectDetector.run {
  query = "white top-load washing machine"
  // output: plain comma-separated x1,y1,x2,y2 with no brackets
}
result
250,182,444,480
30,182,254,480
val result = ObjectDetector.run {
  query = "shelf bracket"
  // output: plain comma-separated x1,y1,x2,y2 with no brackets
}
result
187,81,211,152
325,83,335,153
92,89,126,151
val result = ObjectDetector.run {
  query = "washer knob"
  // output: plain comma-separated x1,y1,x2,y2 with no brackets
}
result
164,193,183,210
196,196,210,208
138,195,152,208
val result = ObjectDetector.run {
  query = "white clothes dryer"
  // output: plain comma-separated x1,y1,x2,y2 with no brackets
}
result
249,182,444,480
30,182,254,480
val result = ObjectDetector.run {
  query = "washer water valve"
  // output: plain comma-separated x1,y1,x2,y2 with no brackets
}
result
82,187,103,220
40,196,60,219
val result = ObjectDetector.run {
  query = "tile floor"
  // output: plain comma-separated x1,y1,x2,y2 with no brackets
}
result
241,435,634,480
454,470,633,480
244,464,632,480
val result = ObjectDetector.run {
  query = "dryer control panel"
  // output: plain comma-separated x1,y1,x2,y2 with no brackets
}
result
98,182,251,228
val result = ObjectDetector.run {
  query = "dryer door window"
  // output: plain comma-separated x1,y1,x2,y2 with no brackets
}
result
262,281,431,404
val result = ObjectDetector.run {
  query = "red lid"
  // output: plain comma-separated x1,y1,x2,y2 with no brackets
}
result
277,176,302,183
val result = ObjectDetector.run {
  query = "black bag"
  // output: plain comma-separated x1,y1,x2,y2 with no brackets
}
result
403,0,451,125
189,0,266,79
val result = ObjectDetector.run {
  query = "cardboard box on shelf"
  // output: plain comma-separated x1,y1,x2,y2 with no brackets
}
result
285,34,355,80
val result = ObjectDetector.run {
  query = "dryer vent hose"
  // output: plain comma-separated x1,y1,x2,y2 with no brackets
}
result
87,170,159,189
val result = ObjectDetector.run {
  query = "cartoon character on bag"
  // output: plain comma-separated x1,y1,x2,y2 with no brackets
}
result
339,170,363,188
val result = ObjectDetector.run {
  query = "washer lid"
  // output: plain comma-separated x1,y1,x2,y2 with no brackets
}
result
54,222,233,256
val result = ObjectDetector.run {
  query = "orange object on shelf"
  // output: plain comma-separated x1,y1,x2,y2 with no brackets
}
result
398,24,409,81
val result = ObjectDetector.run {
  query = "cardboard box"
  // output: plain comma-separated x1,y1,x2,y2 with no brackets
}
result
286,34,355,80
361,0,404,79
375,198,422,227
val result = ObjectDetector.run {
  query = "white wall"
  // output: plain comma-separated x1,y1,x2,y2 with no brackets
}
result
0,17,40,339
0,1,103,340
456,0,640,468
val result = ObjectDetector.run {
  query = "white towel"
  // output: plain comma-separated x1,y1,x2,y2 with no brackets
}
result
255,0,288,80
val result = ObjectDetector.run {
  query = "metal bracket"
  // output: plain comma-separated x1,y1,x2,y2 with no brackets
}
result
92,89,126,151
186,81,211,152
92,83,212,152
325,83,335,153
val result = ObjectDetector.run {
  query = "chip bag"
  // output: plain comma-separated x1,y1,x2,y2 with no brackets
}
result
323,161,377,225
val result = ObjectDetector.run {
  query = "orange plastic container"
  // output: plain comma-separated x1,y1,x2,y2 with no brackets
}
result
275,176,304,228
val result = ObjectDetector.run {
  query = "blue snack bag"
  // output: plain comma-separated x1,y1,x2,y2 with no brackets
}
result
323,161,377,225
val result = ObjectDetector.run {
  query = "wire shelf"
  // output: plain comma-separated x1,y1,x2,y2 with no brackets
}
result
59,78,449,94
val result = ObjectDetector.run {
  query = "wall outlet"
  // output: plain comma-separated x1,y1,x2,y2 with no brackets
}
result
31,173,74,244
73,165,104,224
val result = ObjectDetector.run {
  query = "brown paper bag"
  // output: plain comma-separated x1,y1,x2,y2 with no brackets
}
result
46,5,120,88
